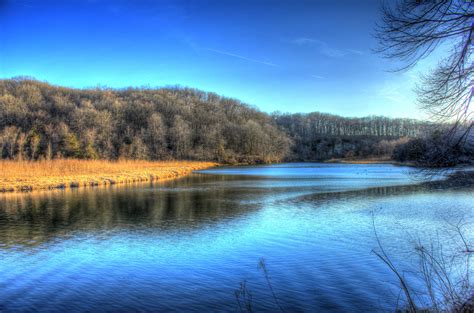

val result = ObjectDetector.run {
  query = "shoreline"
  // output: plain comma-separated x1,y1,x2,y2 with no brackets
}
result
2,159,469,194
324,157,414,166
0,160,217,193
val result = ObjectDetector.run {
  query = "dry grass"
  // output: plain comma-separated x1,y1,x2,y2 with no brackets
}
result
0,159,217,192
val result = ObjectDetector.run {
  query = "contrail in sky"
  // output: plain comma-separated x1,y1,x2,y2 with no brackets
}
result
206,48,279,67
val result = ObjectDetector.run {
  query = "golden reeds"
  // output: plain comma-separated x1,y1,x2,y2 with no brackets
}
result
0,159,217,192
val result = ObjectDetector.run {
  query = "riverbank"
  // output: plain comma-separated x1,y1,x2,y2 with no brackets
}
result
325,157,413,166
0,160,217,192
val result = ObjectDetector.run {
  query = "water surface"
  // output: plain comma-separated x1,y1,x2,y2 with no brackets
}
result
0,163,472,312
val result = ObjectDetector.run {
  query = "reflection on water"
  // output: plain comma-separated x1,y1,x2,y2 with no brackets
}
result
0,163,472,312
0,175,266,248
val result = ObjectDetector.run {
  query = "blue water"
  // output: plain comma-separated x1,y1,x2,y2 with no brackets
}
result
0,163,472,312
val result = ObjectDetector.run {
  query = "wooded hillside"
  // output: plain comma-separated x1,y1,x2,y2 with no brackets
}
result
0,78,431,163
274,113,430,160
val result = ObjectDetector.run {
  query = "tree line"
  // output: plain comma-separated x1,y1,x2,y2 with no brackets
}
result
0,78,433,163
273,113,430,160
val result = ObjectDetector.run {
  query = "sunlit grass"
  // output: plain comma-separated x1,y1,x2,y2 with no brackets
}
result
0,159,217,192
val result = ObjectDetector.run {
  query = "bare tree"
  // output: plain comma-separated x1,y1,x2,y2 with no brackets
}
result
0,78,437,163
372,212,473,312
375,0,473,145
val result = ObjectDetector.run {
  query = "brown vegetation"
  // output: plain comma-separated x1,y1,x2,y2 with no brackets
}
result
0,159,216,192
273,113,430,161
0,78,430,164
392,129,474,167
0,78,290,164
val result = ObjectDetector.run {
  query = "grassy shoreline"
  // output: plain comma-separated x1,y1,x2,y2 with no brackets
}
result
0,160,217,193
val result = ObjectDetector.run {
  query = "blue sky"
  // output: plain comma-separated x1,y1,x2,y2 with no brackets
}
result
0,0,443,118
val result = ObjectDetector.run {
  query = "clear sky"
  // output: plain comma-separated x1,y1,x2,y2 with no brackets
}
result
0,0,443,118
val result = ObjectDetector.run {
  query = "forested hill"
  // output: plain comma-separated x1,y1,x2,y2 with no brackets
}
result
0,78,431,163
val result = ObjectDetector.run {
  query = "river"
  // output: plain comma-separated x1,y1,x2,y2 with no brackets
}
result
0,163,472,312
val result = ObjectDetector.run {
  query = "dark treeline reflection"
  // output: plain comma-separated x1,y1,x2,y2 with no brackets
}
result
2,169,466,248
286,173,474,207
0,174,271,248
289,183,437,206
